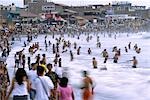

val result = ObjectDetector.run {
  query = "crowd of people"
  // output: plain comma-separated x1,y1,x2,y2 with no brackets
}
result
3,64,94,100
0,22,143,100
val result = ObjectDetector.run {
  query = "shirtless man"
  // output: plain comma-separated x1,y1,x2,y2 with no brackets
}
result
92,57,97,69
101,49,108,58
130,56,138,68
81,71,94,100
116,48,121,56
113,54,118,63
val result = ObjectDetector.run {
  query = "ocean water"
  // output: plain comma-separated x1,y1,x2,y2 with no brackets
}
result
6,32,150,100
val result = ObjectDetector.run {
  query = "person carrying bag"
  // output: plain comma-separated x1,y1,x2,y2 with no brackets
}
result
34,66,54,100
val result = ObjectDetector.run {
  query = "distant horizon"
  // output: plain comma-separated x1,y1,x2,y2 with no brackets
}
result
0,0,149,8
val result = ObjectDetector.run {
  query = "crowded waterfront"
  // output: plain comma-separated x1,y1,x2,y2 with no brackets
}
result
0,0,150,100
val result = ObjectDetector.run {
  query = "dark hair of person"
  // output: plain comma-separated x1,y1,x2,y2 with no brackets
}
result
28,57,30,60
31,63,36,67
59,77,68,87
37,66,44,75
83,70,88,77
47,63,52,67
42,54,45,57
47,63,52,69
15,68,27,85
40,60,44,64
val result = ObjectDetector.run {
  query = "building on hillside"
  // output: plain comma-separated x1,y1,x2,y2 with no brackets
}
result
129,6,146,11
19,10,38,24
82,16,100,24
24,0,47,6
111,1,132,14
59,9,77,24
66,4,113,25
25,0,69,25
27,0,65,15
111,1,149,19
71,16,88,26
68,5,109,17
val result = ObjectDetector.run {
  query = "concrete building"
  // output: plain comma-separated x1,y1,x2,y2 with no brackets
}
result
129,6,146,11
24,0,47,6
68,5,109,17
110,1,149,19
111,1,132,14
27,0,65,15
23,1,150,26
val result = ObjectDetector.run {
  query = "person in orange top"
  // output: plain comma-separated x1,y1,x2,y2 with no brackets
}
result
81,71,94,100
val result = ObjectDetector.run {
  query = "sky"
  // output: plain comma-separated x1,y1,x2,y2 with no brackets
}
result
0,0,149,8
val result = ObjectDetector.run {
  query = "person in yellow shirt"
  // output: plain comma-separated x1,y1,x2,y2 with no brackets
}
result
40,61,48,73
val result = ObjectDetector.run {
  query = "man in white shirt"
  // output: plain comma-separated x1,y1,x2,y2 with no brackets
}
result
34,65,54,100
27,63,37,100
